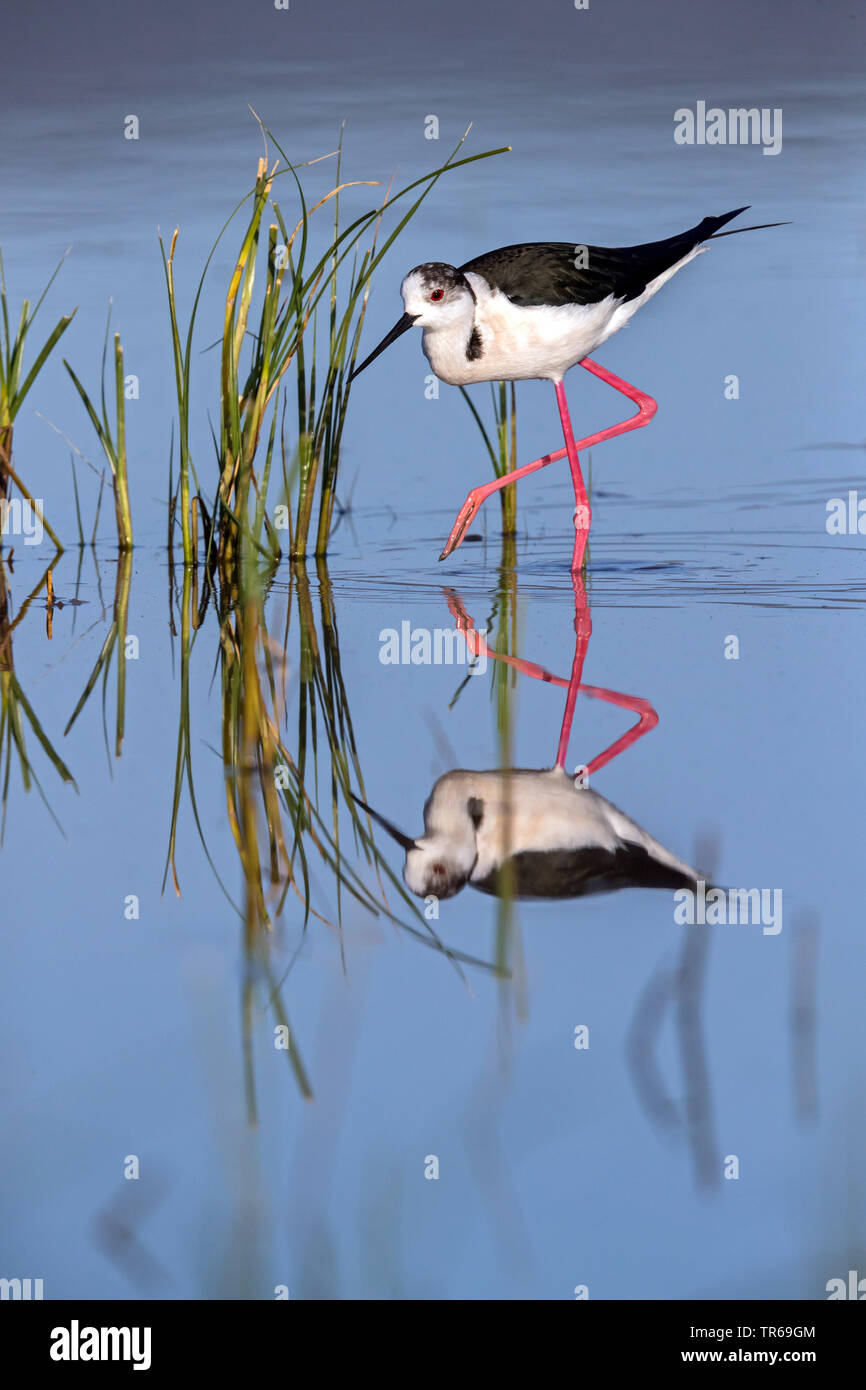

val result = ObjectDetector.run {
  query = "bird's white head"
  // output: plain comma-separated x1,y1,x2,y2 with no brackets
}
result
350,262,475,379
399,262,475,329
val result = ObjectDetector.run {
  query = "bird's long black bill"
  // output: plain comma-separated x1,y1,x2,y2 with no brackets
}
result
351,792,417,851
349,312,417,380
709,220,792,238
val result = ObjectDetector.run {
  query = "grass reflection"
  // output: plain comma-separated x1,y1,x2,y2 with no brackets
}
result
0,555,75,840
164,543,501,1120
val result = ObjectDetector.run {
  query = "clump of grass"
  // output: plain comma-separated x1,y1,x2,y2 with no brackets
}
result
64,307,133,549
0,246,75,521
278,123,509,559
161,122,510,571
214,153,371,577
159,147,361,573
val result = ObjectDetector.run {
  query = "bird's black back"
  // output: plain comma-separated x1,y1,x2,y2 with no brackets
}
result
459,208,748,308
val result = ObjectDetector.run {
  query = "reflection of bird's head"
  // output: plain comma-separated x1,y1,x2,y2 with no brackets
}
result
352,786,478,902
403,838,477,901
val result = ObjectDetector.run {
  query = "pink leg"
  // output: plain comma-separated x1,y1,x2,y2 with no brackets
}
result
440,357,658,561
554,380,591,573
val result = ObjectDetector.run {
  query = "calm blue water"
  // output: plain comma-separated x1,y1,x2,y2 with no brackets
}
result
2,0,865,1299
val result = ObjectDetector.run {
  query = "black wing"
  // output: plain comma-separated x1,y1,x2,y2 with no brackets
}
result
459,208,748,308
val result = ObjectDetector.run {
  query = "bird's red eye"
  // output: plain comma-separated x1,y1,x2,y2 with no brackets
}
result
430,289,444,301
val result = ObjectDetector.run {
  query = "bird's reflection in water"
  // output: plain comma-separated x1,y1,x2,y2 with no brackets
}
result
361,764,702,903
357,575,704,905
358,571,728,1197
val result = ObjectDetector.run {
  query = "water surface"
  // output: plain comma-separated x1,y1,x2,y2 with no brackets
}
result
2,0,865,1300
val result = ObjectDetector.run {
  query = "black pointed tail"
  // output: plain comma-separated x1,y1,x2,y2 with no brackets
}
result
633,207,788,265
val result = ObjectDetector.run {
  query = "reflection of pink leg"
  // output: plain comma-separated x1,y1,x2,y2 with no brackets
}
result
554,571,591,765
445,575,657,775
579,685,658,776
446,588,552,678
440,357,658,561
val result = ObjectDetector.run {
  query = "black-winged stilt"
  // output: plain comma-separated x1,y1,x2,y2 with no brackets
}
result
354,578,703,902
351,207,787,569
356,765,702,902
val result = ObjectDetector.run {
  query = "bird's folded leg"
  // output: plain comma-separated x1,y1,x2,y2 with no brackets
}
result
439,357,657,562
576,357,658,436
438,444,568,561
